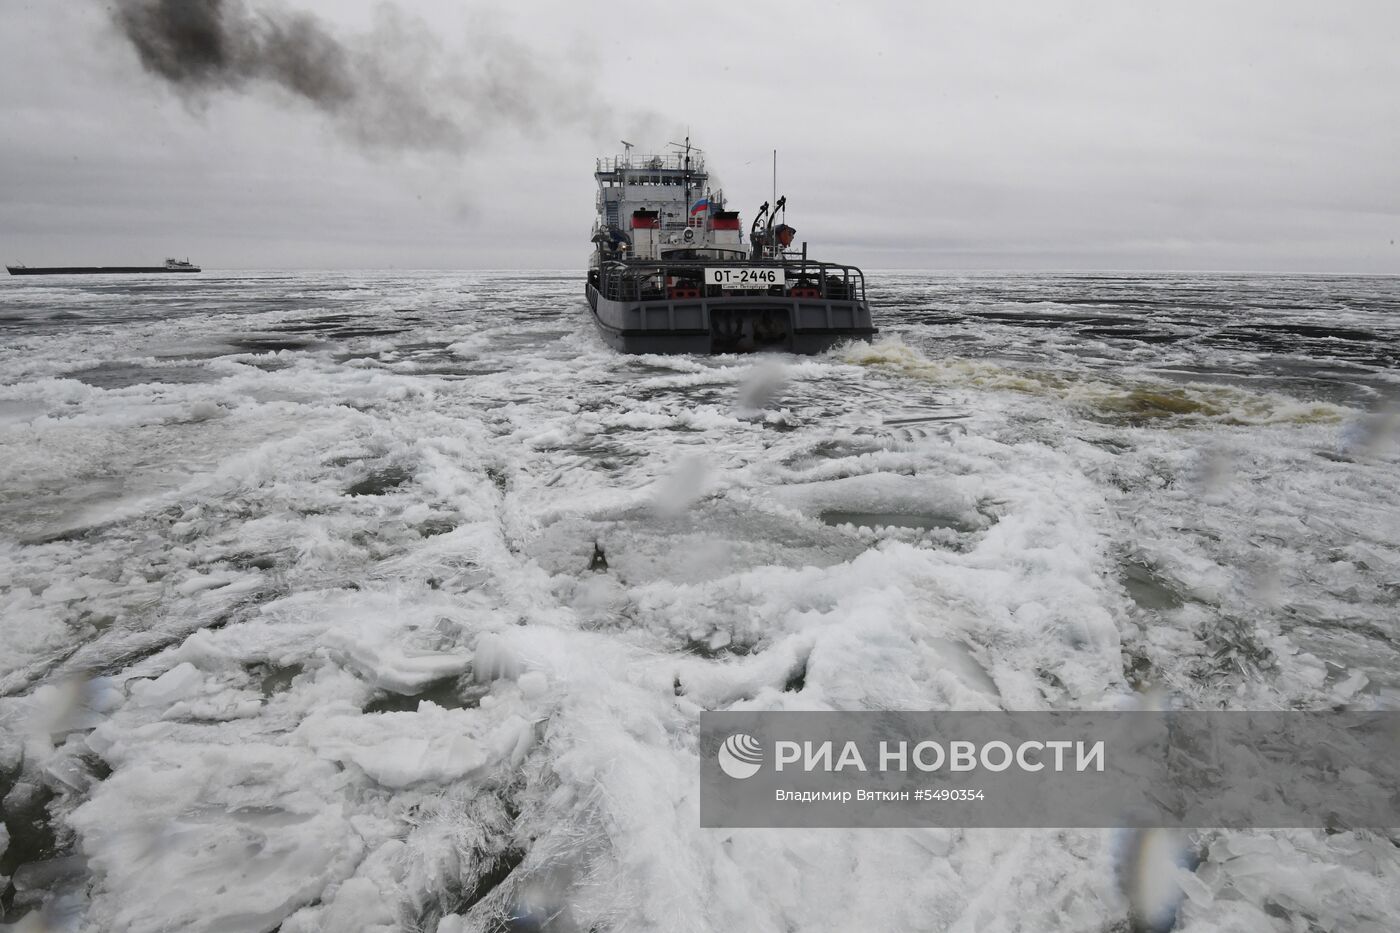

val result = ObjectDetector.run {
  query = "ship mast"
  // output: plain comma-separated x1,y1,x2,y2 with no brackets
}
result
668,135,699,221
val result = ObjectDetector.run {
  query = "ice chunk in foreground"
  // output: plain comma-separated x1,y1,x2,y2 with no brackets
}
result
299,703,532,789
72,742,361,933
324,615,471,694
128,662,205,709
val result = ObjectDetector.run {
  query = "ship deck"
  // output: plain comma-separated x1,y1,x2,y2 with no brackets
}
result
587,258,875,354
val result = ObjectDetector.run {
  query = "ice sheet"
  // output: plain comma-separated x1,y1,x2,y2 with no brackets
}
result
2,270,1399,931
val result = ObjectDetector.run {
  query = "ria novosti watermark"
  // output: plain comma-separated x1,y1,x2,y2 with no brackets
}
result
700,711,1400,828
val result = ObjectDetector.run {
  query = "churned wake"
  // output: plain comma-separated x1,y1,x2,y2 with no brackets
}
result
1,270,1398,930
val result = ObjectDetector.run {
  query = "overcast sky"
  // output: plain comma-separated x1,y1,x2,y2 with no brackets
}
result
2,0,1397,271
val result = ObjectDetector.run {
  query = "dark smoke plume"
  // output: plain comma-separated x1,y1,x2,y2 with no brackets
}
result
110,0,610,153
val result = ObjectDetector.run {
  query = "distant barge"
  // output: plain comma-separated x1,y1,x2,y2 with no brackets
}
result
7,258,200,275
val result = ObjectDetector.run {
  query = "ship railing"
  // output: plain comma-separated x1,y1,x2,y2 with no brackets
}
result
596,258,866,304
595,153,706,174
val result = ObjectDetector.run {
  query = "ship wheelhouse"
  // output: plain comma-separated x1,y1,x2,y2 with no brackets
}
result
593,147,728,262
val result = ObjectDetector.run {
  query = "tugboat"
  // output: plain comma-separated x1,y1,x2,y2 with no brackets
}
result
586,140,876,354
7,258,201,276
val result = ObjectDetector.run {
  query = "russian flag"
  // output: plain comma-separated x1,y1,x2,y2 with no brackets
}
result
689,197,711,216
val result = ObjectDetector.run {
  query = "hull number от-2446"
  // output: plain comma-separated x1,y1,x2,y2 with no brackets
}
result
704,267,786,289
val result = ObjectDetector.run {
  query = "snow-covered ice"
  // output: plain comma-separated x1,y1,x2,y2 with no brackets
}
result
1,270,1399,930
